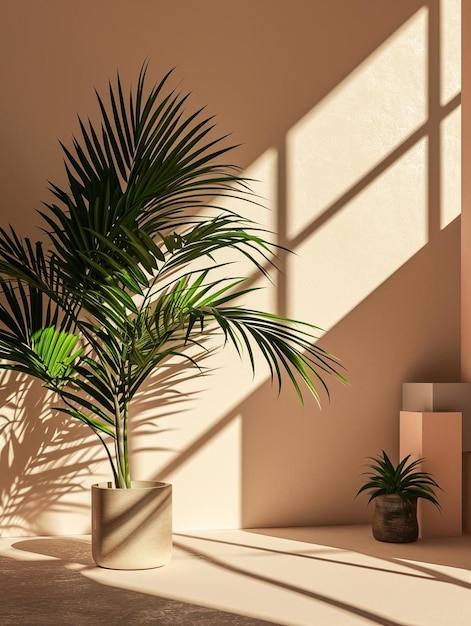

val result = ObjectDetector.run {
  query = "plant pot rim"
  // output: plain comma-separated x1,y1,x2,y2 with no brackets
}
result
374,493,417,501
92,480,171,491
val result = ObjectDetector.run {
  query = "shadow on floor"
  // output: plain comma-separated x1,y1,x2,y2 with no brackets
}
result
3,537,276,626
247,524,471,571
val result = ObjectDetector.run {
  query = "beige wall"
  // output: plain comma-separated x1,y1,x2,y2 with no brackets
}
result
0,1,462,535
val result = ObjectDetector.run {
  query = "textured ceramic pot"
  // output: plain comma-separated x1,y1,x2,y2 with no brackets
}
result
91,480,172,569
372,494,418,543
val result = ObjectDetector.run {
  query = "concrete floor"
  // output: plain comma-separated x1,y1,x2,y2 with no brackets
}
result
1,525,470,625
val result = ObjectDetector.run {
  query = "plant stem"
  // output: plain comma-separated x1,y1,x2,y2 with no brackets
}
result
114,394,130,488
61,393,120,486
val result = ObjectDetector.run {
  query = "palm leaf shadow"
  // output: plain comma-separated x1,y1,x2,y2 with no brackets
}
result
0,371,104,536
129,344,218,455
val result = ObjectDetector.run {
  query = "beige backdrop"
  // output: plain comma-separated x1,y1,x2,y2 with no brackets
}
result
0,0,462,535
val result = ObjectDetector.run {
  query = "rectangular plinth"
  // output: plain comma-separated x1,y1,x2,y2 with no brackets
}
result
464,452,471,533
400,411,462,538
402,383,471,451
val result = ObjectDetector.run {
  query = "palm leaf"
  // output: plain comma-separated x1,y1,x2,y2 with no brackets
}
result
0,65,345,488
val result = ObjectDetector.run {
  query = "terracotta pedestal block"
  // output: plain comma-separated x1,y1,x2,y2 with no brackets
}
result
464,452,471,533
402,383,471,451
400,411,462,538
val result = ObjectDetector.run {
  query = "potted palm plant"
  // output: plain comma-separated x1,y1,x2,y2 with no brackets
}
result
0,65,344,569
356,450,441,543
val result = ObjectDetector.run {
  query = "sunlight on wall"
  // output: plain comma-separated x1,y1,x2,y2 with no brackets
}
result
166,416,242,531
441,0,461,106
441,107,461,229
290,140,428,331
215,147,279,305
286,9,428,241
440,0,461,229
131,151,279,530
286,9,429,330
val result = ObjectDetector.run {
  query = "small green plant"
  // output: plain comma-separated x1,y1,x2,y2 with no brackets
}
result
356,450,441,508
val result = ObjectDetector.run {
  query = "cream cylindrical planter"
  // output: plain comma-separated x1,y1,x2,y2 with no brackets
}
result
91,480,172,570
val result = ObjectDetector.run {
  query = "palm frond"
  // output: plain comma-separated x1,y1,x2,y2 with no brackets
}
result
0,65,345,488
